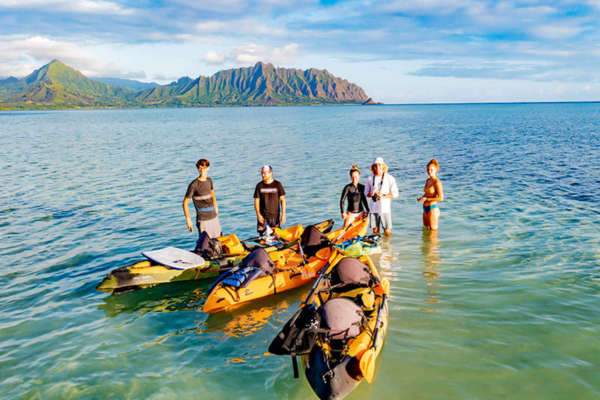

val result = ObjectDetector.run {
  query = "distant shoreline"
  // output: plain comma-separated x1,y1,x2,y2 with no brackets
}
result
2,100,599,112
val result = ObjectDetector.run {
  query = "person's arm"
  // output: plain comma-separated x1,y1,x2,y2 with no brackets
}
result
254,198,264,224
385,176,399,199
211,190,218,214
365,177,374,198
340,185,349,217
280,195,286,225
360,188,370,214
183,197,194,232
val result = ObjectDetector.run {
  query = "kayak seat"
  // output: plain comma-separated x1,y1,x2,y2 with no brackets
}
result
319,297,365,342
273,224,303,242
330,257,372,293
336,287,376,314
218,234,244,255
300,225,331,258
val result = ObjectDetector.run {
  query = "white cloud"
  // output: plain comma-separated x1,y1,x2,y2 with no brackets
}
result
585,0,600,10
195,18,285,36
230,44,265,63
203,51,227,64
529,23,585,40
201,43,300,66
227,43,300,65
381,0,473,15
269,43,300,64
196,21,230,33
0,35,142,78
0,0,135,16
171,0,247,13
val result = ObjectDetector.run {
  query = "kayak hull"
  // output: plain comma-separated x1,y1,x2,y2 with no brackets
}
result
304,285,389,399
96,257,237,294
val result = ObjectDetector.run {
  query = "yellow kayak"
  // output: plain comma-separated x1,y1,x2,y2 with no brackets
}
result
269,253,390,400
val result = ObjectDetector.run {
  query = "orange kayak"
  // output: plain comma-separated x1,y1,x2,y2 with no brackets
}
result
202,218,369,314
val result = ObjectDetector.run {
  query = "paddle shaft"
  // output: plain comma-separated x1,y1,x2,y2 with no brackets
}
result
301,250,340,305
332,217,365,246
370,294,387,351
298,236,307,266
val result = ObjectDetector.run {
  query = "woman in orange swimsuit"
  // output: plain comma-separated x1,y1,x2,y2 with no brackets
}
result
417,159,444,230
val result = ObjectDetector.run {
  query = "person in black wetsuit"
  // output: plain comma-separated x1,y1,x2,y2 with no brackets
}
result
340,164,369,227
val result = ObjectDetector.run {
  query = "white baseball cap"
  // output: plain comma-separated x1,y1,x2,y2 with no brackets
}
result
373,157,385,165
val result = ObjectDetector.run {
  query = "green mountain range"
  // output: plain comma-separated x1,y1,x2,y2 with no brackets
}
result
0,60,370,109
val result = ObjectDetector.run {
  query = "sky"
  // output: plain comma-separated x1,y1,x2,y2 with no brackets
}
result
1,0,600,103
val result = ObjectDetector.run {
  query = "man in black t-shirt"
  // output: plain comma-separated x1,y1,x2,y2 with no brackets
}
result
183,158,222,245
253,165,286,234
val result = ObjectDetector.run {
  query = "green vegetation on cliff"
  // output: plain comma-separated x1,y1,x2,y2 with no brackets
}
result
0,60,370,110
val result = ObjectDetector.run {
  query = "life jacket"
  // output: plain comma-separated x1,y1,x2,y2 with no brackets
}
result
300,225,331,258
330,257,372,293
194,231,223,259
221,247,275,289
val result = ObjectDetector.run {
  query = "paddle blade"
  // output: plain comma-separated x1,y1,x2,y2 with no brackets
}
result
359,348,376,383
382,277,390,296
301,266,316,279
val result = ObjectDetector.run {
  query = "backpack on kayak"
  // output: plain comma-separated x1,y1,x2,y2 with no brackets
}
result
194,231,223,259
269,304,324,356
300,225,331,258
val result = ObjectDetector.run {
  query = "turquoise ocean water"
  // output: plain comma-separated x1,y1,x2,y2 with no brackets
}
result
1,104,599,399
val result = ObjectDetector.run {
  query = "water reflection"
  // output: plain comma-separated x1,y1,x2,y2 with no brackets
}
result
420,228,443,312
98,280,211,318
205,301,291,339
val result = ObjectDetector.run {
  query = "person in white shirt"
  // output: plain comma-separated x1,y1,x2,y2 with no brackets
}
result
365,157,399,236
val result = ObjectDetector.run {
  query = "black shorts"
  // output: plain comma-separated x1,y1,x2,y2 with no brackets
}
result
257,217,281,234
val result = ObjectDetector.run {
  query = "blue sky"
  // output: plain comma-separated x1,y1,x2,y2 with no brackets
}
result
1,0,600,103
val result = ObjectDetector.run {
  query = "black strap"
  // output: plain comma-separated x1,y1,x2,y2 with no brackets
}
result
292,355,299,379
375,173,386,194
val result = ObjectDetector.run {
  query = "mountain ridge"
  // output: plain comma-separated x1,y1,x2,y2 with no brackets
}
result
0,60,370,109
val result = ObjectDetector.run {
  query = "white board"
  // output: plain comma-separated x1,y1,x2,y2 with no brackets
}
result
142,247,206,270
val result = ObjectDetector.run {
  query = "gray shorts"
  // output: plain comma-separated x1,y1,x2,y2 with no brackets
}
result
197,216,222,239
370,213,392,231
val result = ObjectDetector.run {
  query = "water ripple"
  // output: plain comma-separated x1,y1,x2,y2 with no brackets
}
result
1,105,599,399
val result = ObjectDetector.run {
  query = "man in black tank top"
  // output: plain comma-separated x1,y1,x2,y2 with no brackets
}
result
253,165,286,234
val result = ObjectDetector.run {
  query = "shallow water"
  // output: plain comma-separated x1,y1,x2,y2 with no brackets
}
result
1,104,599,399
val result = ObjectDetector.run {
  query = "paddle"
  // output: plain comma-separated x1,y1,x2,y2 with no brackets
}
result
300,249,342,305
298,232,308,266
360,293,387,383
332,216,365,246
